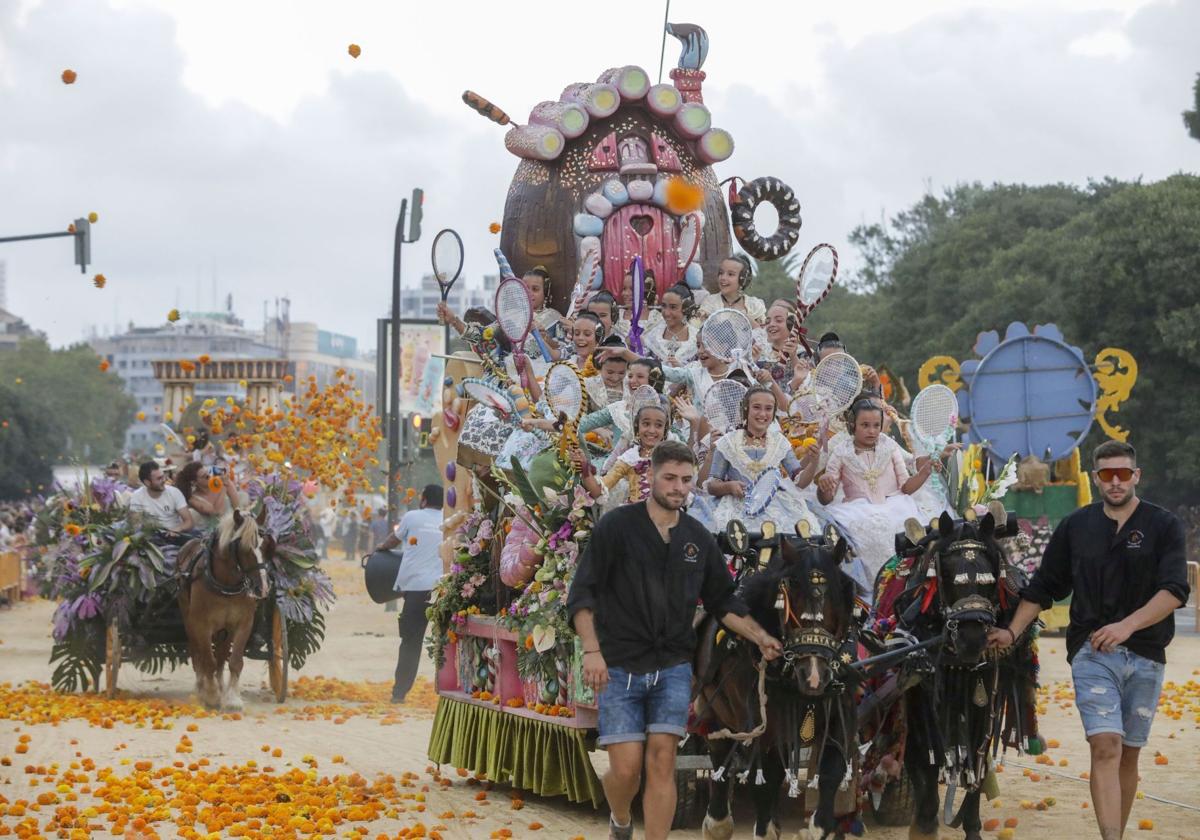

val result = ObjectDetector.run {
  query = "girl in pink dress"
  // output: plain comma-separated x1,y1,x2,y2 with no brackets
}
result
817,399,934,591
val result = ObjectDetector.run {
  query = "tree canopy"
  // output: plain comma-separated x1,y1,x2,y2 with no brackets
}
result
754,175,1200,507
0,339,135,492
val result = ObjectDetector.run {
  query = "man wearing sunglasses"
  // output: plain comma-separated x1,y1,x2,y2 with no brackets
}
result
988,440,1189,840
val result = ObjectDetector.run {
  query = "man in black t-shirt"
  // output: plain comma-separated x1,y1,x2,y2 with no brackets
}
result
990,440,1189,840
567,440,781,840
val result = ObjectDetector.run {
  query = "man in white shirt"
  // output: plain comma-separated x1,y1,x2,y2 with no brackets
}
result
128,461,194,533
374,484,445,703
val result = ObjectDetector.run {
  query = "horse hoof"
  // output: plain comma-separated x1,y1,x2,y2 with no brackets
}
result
701,814,734,840
222,694,244,712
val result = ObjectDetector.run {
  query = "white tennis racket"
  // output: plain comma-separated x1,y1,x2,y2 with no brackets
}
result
703,379,748,434
911,384,957,450
676,213,702,271
431,229,465,301
461,378,517,418
545,362,585,424
495,277,534,391
699,309,754,380
811,351,863,421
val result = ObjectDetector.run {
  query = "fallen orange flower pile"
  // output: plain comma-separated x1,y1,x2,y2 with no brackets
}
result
0,682,208,728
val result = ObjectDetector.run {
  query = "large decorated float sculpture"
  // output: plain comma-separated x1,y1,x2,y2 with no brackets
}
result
425,24,807,813
918,321,1138,629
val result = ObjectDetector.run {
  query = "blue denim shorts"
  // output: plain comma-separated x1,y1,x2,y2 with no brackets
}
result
1071,641,1165,748
597,662,692,746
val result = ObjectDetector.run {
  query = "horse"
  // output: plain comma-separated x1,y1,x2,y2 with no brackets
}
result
882,509,1037,840
694,534,862,840
177,508,274,710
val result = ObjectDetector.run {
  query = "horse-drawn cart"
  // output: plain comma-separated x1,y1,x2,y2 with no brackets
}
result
100,584,290,702
35,476,332,703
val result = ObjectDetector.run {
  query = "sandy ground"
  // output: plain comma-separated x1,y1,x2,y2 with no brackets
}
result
2,557,1199,839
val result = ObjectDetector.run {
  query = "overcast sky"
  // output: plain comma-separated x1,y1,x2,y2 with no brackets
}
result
0,0,1196,349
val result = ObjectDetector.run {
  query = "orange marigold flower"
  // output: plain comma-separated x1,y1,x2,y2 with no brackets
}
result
664,177,704,215
179,360,196,372
208,476,223,493
197,354,211,364
98,360,110,372
92,274,106,289
348,43,361,58
88,211,99,223
167,308,181,322
488,222,501,234
64,523,82,536
61,69,77,84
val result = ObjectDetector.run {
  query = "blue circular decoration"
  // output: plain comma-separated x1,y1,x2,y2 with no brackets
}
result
965,331,1097,462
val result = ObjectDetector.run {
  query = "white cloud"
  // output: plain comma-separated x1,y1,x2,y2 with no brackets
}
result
0,0,1195,351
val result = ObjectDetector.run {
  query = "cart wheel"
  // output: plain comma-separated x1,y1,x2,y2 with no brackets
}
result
104,617,121,698
268,605,288,703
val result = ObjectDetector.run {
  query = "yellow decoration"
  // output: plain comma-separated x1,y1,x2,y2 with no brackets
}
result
1071,447,1092,507
918,355,962,391
1093,347,1137,442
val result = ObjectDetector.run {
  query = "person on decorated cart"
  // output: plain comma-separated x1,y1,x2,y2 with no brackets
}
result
129,460,195,537
574,392,671,510
641,283,699,366
695,253,767,326
584,335,629,411
755,299,802,390
172,460,240,531
568,440,782,840
586,291,621,344
523,265,566,342
816,397,935,590
703,384,821,536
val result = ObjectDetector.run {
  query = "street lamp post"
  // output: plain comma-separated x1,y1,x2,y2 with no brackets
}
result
386,189,424,529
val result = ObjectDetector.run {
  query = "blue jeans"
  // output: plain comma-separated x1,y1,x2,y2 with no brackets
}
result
597,662,692,747
1071,641,1165,747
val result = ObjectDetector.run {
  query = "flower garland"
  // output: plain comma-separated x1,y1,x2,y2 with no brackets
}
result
425,511,495,670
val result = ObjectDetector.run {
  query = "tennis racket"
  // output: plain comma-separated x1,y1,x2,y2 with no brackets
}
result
566,243,601,320
495,277,534,391
431,229,465,302
793,243,838,350
700,308,754,364
545,362,585,424
704,379,748,435
910,383,958,491
461,377,517,418
676,212,702,271
811,351,863,422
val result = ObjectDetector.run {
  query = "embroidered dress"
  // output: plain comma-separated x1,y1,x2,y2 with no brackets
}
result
583,374,623,411
642,321,698,364
596,446,654,511
697,293,767,326
823,434,921,591
707,427,819,534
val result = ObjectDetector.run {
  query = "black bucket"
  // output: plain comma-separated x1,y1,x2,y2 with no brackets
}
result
362,550,403,604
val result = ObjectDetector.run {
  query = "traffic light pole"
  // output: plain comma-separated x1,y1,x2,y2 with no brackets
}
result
386,198,409,529
0,218,92,272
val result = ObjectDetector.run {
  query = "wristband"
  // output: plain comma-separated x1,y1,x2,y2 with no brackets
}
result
583,648,600,654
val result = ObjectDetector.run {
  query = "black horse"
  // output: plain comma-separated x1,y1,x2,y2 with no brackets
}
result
878,509,1039,840
694,534,862,840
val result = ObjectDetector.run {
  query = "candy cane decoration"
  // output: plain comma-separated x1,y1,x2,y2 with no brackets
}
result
556,656,569,707
486,645,500,695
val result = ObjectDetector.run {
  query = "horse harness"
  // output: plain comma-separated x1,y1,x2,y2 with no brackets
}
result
181,530,270,598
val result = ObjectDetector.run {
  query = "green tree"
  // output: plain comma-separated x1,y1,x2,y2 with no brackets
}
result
835,176,1200,507
0,384,57,498
1185,73,1200,141
0,338,136,466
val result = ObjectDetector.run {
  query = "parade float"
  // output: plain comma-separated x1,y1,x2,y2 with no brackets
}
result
918,322,1138,629
423,23,813,812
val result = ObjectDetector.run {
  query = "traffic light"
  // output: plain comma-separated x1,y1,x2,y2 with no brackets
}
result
407,188,423,243
73,217,90,273
407,414,431,459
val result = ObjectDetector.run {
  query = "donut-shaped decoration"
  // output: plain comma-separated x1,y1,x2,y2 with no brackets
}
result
729,176,802,261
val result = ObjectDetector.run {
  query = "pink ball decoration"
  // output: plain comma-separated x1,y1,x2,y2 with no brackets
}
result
500,515,541,587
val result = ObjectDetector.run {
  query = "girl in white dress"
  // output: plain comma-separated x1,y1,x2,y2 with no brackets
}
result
696,254,767,326
642,284,699,365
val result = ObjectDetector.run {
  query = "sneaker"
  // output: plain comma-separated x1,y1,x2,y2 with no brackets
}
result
608,814,633,840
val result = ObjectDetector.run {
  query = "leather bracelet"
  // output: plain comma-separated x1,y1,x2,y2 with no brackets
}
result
583,648,600,654
1005,628,1016,644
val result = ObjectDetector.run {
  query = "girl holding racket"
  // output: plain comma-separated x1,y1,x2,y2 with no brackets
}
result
522,266,566,343
704,385,821,534
696,254,767,326
817,398,933,589
642,284,698,365
574,395,670,509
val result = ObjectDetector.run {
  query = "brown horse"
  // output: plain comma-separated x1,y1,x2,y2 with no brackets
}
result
178,508,273,710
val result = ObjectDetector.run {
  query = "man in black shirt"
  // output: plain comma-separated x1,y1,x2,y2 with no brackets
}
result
568,440,782,840
989,441,1189,840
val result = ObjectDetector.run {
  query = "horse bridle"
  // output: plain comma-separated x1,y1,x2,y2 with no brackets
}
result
777,567,849,684
935,539,1000,652
200,530,271,598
